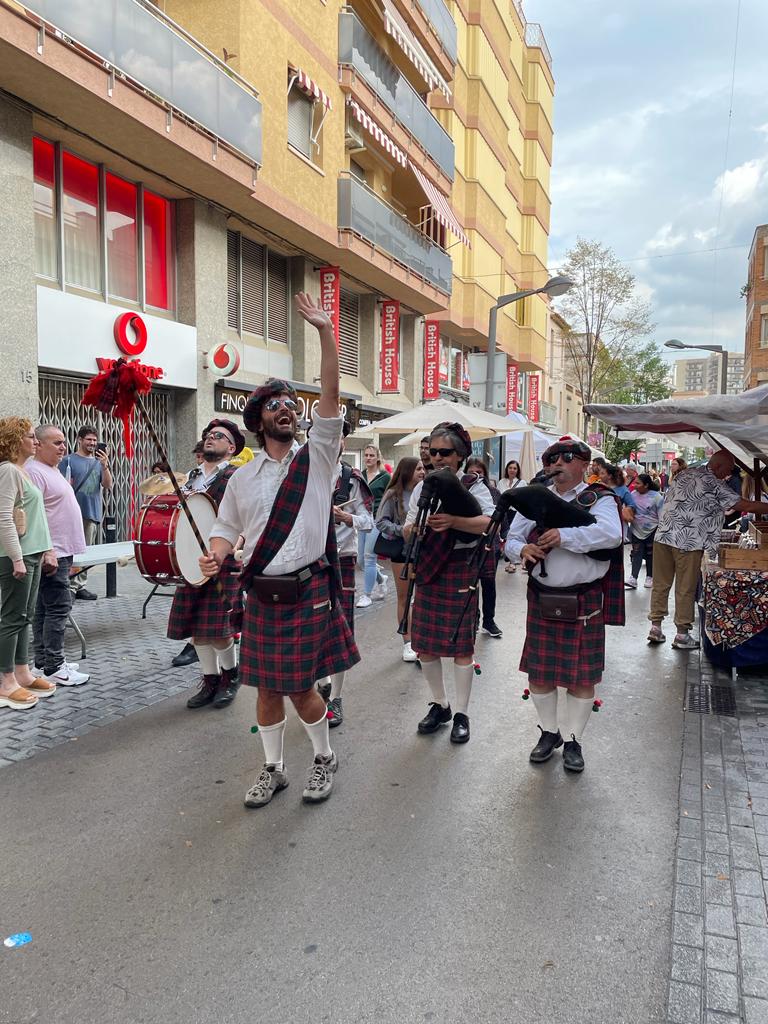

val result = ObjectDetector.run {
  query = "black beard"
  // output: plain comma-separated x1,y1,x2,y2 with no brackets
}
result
202,451,222,463
263,419,297,443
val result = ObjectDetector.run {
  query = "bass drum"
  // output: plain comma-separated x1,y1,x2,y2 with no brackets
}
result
134,492,217,587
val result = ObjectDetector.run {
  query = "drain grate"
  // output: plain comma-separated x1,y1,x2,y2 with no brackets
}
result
685,683,737,717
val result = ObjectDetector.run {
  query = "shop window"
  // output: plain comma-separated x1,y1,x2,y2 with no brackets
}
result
33,137,57,281
106,173,138,302
143,190,172,310
339,290,359,376
63,151,100,293
227,229,288,343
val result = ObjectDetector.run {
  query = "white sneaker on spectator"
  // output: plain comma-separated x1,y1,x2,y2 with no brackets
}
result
644,578,653,589
402,642,418,662
65,661,81,672
45,664,90,686
624,577,638,589
371,583,386,601
356,594,372,608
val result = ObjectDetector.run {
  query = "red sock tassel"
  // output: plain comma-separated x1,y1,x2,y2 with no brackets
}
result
592,699,603,713
522,688,530,701
473,662,481,676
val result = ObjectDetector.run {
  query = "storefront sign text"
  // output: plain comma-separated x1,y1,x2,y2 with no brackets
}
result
423,320,440,401
528,373,540,423
318,266,341,347
380,300,400,394
506,364,519,413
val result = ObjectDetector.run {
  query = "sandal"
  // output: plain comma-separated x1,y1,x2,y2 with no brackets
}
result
0,686,39,710
25,677,57,697
505,563,517,573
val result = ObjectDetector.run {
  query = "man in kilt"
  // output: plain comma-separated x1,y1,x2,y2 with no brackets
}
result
505,437,624,772
318,419,373,727
201,292,359,808
403,423,494,745
167,418,246,710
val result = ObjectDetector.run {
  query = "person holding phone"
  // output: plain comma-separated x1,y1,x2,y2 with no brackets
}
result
59,425,113,600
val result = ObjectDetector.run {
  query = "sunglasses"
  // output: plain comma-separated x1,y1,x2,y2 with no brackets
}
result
206,431,233,442
429,447,456,458
543,451,584,466
264,397,298,413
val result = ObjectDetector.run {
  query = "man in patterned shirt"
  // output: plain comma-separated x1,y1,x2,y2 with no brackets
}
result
648,450,766,649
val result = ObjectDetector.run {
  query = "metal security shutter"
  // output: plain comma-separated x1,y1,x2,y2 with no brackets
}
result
287,91,313,158
241,236,265,336
338,290,359,376
267,250,288,344
227,230,239,331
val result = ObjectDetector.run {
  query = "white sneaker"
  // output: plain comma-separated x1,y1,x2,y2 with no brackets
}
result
402,642,418,663
65,661,81,671
45,664,90,686
356,594,372,608
624,577,638,589
644,578,653,589
371,584,385,601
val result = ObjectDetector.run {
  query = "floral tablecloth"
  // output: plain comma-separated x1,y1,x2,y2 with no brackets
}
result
702,565,768,648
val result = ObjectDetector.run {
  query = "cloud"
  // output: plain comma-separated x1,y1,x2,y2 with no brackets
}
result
713,157,768,207
642,224,688,255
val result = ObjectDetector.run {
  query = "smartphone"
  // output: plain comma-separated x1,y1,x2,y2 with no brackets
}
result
96,442,108,454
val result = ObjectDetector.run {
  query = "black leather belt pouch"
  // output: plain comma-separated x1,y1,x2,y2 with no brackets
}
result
251,575,300,605
538,591,579,621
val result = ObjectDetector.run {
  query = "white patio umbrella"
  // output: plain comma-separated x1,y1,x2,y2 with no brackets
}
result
354,399,535,441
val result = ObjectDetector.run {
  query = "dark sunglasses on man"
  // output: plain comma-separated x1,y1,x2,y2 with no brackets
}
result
543,450,585,466
429,446,456,458
264,397,298,413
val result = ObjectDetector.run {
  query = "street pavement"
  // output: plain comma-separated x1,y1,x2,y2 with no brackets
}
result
0,562,765,1023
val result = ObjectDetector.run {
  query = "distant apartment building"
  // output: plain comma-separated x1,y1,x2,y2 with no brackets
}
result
744,224,768,389
672,353,744,397
542,312,584,434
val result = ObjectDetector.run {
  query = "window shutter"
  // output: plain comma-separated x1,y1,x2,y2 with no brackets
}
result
241,236,265,336
266,250,288,344
287,91,313,158
227,230,239,331
338,290,359,376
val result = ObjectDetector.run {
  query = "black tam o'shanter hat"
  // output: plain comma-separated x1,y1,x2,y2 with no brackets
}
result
542,435,592,463
243,378,298,434
202,418,246,456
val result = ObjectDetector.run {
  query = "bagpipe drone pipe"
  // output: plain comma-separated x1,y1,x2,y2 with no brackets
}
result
501,484,598,579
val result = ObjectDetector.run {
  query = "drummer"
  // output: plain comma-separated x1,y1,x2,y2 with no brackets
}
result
167,419,245,710
403,422,494,745
504,437,624,773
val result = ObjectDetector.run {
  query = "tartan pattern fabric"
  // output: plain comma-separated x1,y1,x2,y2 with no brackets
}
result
239,569,360,693
415,527,455,585
350,469,373,514
411,552,478,658
601,557,626,626
520,581,605,690
338,554,357,633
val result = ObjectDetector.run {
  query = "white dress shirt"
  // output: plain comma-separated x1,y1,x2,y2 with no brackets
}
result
504,482,623,587
334,464,374,558
406,472,495,549
185,460,230,494
210,413,343,574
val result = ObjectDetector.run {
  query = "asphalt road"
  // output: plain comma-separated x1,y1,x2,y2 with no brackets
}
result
1,571,684,1024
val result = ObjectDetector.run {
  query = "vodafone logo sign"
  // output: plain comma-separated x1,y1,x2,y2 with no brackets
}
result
113,312,148,356
210,343,241,377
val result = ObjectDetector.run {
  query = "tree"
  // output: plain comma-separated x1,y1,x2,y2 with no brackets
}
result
556,238,655,434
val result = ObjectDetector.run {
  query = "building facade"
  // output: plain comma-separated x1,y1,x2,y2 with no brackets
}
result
541,312,584,435
744,224,768,390
671,353,744,397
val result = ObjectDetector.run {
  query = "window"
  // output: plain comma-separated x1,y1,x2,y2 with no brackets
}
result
33,138,57,280
63,151,100,292
287,89,314,159
106,173,138,301
761,315,768,348
227,230,289,343
350,160,367,183
143,191,173,310
286,71,328,165
339,290,359,375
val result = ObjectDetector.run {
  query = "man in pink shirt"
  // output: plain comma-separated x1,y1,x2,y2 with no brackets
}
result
27,426,89,686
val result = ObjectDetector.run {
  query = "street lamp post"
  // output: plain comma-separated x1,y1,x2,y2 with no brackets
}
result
664,339,729,395
483,275,573,460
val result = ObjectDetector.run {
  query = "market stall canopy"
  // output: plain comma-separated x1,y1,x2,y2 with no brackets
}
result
356,399,535,440
585,386,768,458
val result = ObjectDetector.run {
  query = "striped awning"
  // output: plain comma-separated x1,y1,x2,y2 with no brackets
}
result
290,67,333,110
409,160,470,248
347,99,407,167
382,0,452,101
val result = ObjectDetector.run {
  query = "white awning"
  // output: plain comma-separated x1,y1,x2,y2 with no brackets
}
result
381,0,452,101
409,160,470,248
347,99,407,167
289,66,333,110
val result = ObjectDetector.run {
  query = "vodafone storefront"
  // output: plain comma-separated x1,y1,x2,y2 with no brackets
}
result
36,288,197,539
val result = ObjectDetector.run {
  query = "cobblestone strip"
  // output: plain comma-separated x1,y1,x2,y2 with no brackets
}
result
667,652,768,1024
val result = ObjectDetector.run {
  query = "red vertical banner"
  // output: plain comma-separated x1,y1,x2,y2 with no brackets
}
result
318,266,340,347
423,320,440,400
380,300,400,393
506,364,519,413
527,373,540,422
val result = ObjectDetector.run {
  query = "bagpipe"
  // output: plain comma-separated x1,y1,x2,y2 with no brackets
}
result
397,469,483,636
501,484,598,578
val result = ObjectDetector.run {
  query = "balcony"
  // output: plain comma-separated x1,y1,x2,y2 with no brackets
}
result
339,9,454,179
338,174,451,293
22,0,262,166
537,400,558,427
414,0,457,63
524,23,553,74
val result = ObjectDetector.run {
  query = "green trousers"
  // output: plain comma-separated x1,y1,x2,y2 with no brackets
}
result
0,553,42,673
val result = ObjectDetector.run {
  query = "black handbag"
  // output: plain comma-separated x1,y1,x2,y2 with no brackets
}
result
373,533,405,560
537,591,579,622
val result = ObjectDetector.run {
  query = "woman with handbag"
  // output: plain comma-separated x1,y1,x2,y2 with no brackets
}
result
498,460,526,573
356,445,391,608
0,417,57,710
375,457,425,662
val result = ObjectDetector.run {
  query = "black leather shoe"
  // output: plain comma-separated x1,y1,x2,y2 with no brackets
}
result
186,674,220,709
213,667,240,708
417,702,452,734
529,726,563,763
450,712,470,743
563,737,585,773
172,643,199,668
74,588,97,601
317,680,332,702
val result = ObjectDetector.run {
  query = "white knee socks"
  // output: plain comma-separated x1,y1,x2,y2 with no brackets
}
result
531,690,558,733
330,671,345,699
301,712,333,759
453,663,475,715
194,643,219,676
561,693,594,742
420,659,448,707
259,718,286,770
218,641,237,671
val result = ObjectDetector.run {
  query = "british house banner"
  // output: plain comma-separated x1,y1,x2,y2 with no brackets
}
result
506,364,519,413
318,266,340,347
423,320,440,401
380,300,400,393
528,373,540,423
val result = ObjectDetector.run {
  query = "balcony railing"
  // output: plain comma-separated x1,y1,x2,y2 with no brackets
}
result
339,9,454,179
524,23,552,73
415,0,457,63
338,174,451,293
23,0,263,166
537,400,558,427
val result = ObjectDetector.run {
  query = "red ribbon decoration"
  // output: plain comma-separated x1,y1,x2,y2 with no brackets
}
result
81,357,152,457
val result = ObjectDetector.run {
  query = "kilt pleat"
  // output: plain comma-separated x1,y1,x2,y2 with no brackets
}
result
338,555,357,634
239,569,360,694
411,554,478,658
520,583,605,690
167,559,240,640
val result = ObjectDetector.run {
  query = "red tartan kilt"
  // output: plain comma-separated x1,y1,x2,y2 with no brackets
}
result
167,559,240,640
411,554,478,658
338,555,356,634
239,569,360,694
520,582,605,691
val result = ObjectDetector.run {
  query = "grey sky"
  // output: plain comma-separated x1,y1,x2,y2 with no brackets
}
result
523,0,768,357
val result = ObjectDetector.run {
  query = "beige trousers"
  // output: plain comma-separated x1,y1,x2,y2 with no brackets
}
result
648,541,702,631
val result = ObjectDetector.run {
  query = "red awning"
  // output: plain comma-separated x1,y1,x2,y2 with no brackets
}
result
408,160,470,248
290,67,333,110
347,99,407,167
381,0,451,100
